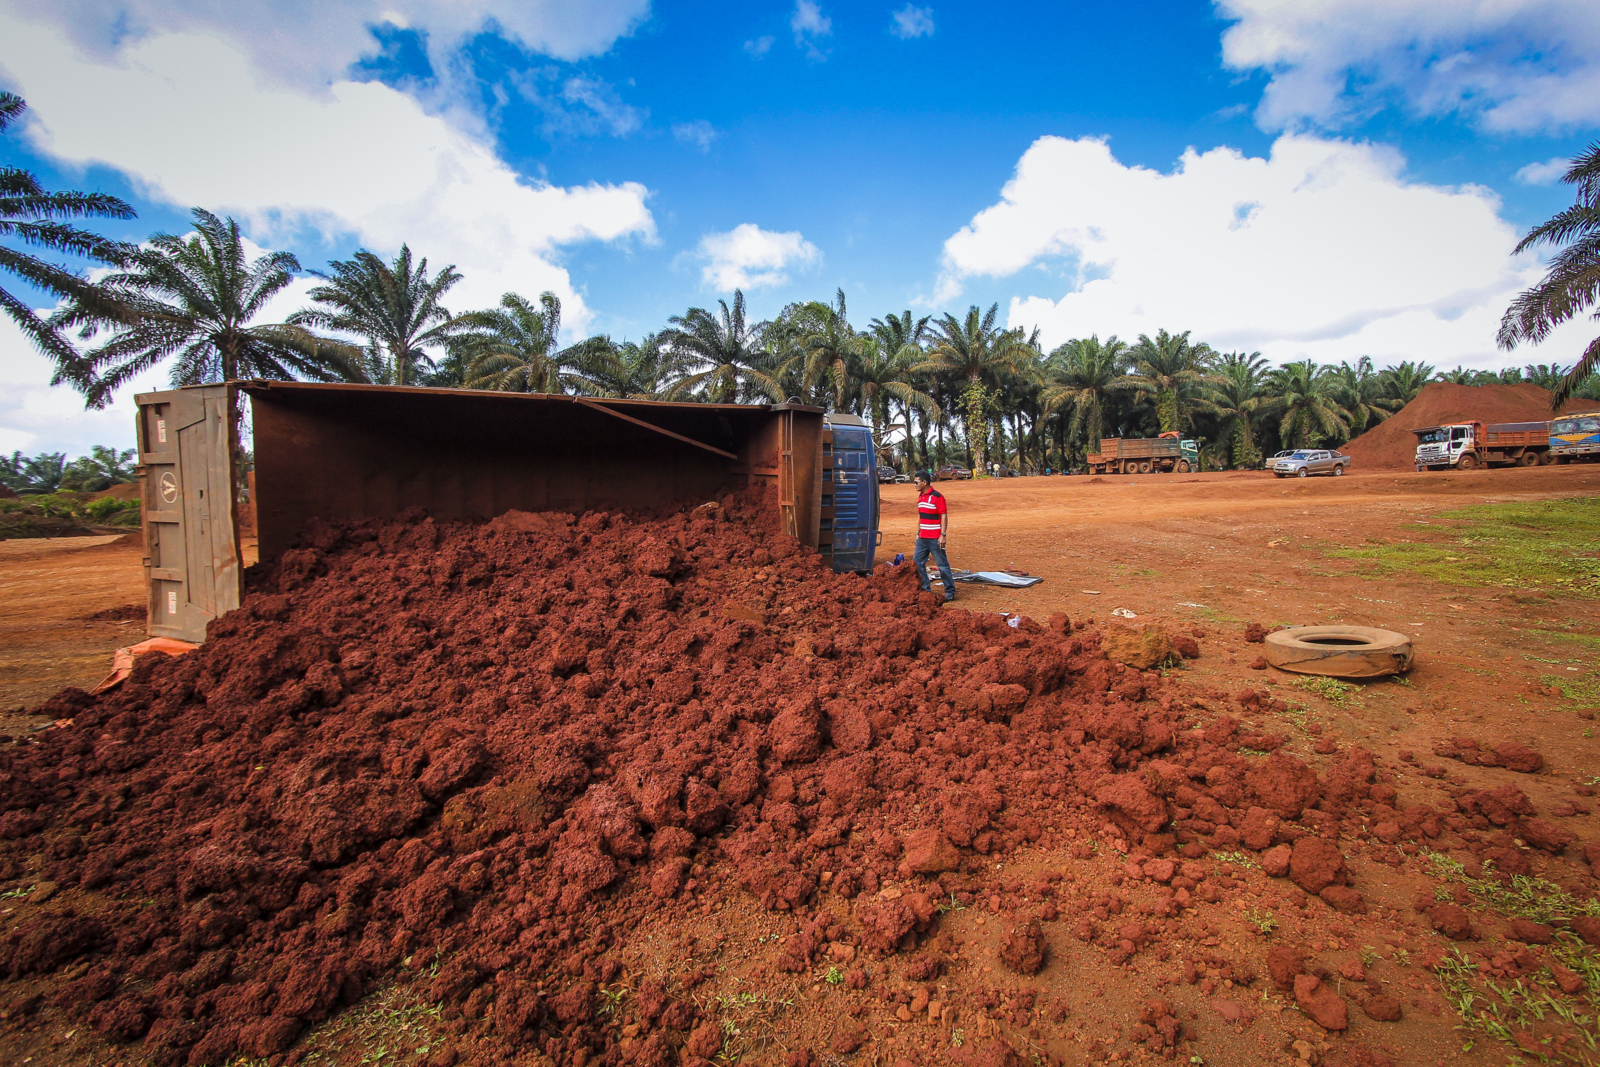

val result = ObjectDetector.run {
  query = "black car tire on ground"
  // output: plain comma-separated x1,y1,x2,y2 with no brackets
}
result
1296,468,1308,477
1263,625,1413,678
1333,465,1344,476
1176,460,1190,473
1457,453,1478,470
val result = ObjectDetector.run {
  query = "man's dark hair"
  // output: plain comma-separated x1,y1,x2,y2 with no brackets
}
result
916,470,933,483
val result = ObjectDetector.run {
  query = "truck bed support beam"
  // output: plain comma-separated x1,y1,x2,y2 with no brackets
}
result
572,397,740,460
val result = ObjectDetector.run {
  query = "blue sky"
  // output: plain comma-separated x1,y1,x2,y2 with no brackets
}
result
2,0,1598,454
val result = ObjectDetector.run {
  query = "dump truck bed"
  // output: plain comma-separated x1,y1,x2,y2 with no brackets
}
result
1095,437,1183,460
1483,422,1549,447
136,382,846,641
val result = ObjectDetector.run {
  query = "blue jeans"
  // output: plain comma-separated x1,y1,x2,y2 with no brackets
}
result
914,537,954,597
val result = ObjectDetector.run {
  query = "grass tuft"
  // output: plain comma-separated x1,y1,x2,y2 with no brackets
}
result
1294,676,1361,706
1425,851,1600,924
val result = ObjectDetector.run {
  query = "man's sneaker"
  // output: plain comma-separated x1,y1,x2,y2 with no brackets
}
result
944,592,957,603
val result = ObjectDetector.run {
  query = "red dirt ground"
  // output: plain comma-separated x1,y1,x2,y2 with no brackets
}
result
1,466,1597,1067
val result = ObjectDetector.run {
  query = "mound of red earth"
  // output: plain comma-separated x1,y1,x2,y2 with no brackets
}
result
1340,381,1586,471
0,491,1415,1065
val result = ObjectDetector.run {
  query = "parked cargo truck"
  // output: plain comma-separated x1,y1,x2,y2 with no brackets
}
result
1087,432,1199,475
1550,411,1600,462
134,382,881,642
1412,420,1550,471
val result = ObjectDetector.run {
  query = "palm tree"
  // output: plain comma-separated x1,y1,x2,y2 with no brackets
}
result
581,333,679,399
1260,360,1350,449
868,310,930,358
660,290,784,404
56,209,358,406
847,336,940,439
791,288,861,406
453,291,613,394
918,303,1037,470
1523,363,1569,392
0,93,136,384
1498,143,1600,408
0,450,66,494
1377,361,1435,408
1208,351,1268,468
60,445,137,492
1119,329,1219,433
1327,356,1395,435
291,245,463,386
1040,335,1131,458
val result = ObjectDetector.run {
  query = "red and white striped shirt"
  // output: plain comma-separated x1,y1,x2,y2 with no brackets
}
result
917,488,947,538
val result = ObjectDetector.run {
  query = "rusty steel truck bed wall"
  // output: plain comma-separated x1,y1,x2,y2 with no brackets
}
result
135,382,830,642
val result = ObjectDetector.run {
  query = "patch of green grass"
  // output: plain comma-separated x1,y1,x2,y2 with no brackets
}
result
1425,851,1600,924
823,966,844,986
1360,946,1380,967
1544,673,1600,706
1279,703,1318,733
1529,629,1600,649
1434,945,1600,1063
1328,497,1600,596
1212,850,1262,870
0,884,33,901
1245,909,1278,935
1294,676,1361,707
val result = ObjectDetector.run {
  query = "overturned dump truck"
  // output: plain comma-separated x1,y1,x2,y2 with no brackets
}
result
134,382,881,642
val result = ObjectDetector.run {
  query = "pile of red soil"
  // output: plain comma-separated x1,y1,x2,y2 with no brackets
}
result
1341,382,1584,471
0,493,1440,1065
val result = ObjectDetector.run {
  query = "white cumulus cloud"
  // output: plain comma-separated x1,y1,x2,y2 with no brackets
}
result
0,13,658,451
1218,0,1600,134
939,133,1592,370
2,0,652,89
891,5,935,40
672,120,718,151
791,1,832,61
0,17,656,326
1515,157,1574,186
695,224,820,291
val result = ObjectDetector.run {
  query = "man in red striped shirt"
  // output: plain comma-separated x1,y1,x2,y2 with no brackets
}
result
913,470,955,602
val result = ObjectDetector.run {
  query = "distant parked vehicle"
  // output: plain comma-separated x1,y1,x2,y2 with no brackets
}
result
934,466,972,481
1273,449,1351,477
1550,412,1600,462
877,464,898,483
1087,433,1199,474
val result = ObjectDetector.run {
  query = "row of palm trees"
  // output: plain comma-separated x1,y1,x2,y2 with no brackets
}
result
5,91,1598,471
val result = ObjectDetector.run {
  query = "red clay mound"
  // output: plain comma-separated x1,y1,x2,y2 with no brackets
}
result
0,491,1398,1066
1341,382,1586,471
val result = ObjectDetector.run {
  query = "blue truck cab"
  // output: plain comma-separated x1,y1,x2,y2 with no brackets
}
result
819,412,881,573
1551,412,1600,461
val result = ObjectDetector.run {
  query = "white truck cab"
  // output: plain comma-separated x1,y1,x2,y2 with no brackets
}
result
1413,424,1472,469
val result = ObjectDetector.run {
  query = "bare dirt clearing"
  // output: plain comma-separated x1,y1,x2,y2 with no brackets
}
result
1,467,1598,1067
